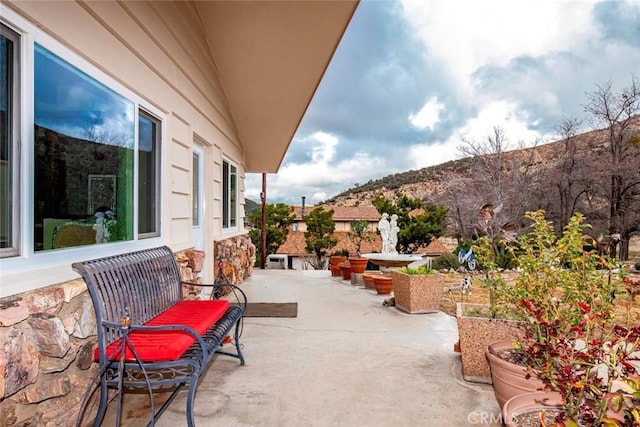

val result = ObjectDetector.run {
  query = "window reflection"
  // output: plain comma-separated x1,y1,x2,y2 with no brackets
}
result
34,45,134,251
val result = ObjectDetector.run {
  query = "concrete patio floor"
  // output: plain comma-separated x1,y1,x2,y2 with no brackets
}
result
111,269,501,426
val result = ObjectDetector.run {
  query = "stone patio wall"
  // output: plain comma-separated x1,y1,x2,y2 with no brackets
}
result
0,247,222,426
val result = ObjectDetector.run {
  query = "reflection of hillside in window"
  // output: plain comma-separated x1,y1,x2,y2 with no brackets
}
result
33,44,134,251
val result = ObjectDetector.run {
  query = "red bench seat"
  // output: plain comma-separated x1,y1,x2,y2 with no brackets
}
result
99,299,230,362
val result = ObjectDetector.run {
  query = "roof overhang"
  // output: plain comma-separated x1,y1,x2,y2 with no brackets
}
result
195,0,359,173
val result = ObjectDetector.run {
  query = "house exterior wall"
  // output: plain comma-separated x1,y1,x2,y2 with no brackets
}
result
1,0,248,297
0,3,254,424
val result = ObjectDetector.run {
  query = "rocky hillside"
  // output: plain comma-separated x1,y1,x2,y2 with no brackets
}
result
321,120,640,257
322,128,601,207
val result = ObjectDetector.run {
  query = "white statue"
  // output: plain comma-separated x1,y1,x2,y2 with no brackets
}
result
389,214,399,253
378,213,391,253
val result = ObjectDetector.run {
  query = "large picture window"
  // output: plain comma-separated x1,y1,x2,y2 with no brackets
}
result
34,44,137,251
0,24,20,258
222,158,237,229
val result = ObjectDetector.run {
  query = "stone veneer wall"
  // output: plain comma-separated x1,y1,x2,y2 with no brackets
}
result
214,235,255,285
0,247,226,426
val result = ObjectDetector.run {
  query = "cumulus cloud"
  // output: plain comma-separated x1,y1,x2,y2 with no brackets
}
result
246,0,640,205
409,97,445,130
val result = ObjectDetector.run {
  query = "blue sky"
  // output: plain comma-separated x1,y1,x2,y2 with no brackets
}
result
245,0,640,206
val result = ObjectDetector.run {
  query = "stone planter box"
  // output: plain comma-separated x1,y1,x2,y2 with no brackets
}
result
456,303,525,384
391,271,445,314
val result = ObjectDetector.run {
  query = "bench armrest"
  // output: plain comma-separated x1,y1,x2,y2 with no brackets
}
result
183,281,248,314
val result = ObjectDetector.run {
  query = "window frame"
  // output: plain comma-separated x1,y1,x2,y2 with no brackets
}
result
222,157,238,231
137,108,161,239
0,23,21,258
0,11,165,287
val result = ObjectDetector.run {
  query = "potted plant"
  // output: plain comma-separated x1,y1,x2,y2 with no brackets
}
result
487,210,640,425
503,276,640,426
456,239,525,384
373,274,393,295
347,220,373,273
391,263,445,314
330,249,349,276
339,261,352,281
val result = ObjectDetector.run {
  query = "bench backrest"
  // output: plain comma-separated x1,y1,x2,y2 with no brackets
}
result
72,246,183,347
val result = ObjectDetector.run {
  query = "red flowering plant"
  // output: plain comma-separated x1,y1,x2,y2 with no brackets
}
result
508,211,640,426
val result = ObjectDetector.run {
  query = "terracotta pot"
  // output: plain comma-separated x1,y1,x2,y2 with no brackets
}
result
502,392,564,427
373,275,393,295
330,255,347,266
391,270,444,314
348,257,368,274
362,273,378,290
340,263,352,280
486,340,545,409
329,264,342,277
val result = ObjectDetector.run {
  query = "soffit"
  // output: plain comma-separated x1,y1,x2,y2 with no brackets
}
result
195,0,359,173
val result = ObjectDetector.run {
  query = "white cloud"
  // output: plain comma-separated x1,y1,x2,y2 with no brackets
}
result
247,132,389,204
246,0,638,205
408,101,544,170
409,96,444,130
399,0,597,98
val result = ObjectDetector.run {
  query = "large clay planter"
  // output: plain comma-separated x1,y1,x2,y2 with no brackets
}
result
456,303,525,384
391,271,444,314
330,256,347,277
373,275,393,295
362,272,379,290
502,392,564,427
486,340,545,409
348,257,368,274
340,263,352,280
329,264,341,276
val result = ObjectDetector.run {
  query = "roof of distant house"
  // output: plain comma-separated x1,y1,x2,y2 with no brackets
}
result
277,231,382,256
415,238,451,256
292,205,380,221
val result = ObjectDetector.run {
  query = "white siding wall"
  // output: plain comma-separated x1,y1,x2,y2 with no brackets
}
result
1,1,248,297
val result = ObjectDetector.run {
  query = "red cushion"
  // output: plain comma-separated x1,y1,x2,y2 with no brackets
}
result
97,300,230,362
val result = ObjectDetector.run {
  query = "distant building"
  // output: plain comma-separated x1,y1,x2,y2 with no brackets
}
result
275,205,381,269
273,204,453,270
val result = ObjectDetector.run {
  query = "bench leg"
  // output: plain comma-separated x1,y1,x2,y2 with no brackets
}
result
186,377,199,427
92,377,109,427
234,318,245,365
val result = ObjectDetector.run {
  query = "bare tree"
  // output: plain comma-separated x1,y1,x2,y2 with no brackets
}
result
549,117,596,230
584,76,640,259
458,126,510,205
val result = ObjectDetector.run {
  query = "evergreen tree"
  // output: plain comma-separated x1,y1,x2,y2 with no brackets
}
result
303,207,337,269
373,194,447,253
248,203,295,266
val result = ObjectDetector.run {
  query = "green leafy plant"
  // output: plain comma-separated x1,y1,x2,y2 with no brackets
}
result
303,207,338,270
472,235,513,319
399,264,434,275
248,203,295,266
371,194,447,253
432,252,458,270
347,219,373,256
332,248,350,257
505,211,639,425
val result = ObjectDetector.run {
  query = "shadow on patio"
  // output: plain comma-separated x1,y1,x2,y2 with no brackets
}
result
108,269,501,426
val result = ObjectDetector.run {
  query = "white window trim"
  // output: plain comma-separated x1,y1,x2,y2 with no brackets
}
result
0,9,166,298
222,156,239,233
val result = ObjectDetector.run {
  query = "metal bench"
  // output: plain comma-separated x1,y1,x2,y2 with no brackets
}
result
72,246,246,427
